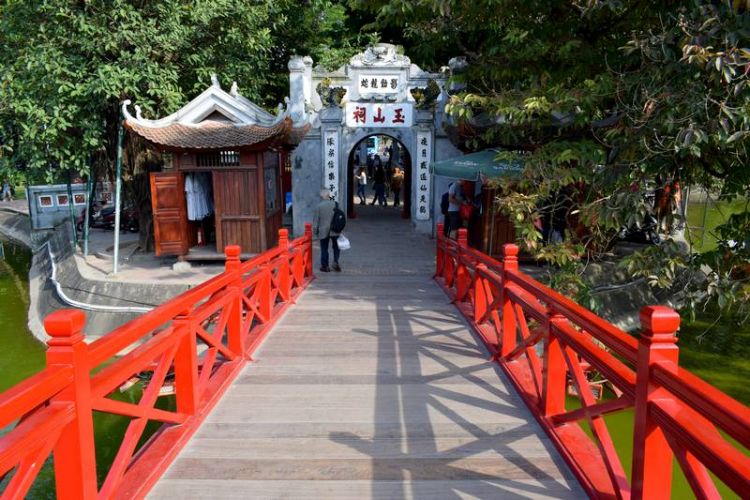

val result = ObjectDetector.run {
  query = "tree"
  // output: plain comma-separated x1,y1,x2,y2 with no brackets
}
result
0,0,368,248
354,0,750,320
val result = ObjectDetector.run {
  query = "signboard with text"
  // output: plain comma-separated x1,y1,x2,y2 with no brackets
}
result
322,129,340,200
345,103,414,128
357,74,401,94
415,131,432,220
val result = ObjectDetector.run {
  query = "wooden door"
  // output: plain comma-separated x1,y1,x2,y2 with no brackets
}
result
150,172,188,256
213,169,262,254
263,151,282,247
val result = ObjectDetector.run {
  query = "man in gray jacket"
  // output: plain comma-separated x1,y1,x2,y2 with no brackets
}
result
312,189,341,272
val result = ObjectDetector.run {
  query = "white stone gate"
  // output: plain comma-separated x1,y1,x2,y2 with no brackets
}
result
288,44,463,235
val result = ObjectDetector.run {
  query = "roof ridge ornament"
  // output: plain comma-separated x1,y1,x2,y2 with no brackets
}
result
211,73,220,88
121,99,134,121
272,102,288,125
230,81,238,97
350,43,410,67
134,105,143,120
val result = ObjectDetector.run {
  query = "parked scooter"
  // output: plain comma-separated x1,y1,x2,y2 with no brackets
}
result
76,204,139,233
617,213,661,244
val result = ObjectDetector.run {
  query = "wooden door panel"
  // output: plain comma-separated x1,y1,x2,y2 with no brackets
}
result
150,172,188,256
262,151,282,247
213,170,259,254
220,220,261,253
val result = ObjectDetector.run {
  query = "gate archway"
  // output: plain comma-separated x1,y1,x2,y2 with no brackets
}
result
287,44,464,236
345,134,412,219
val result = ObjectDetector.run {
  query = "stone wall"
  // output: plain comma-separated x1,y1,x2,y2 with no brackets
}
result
291,129,324,237
29,221,191,341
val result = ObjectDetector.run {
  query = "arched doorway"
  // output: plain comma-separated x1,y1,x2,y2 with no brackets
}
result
346,134,411,220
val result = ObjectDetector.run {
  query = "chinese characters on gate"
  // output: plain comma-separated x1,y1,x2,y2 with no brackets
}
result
323,130,339,200
357,74,400,94
416,131,431,220
344,103,413,128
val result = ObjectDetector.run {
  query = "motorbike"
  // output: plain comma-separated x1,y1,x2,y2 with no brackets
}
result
617,212,661,244
76,205,139,233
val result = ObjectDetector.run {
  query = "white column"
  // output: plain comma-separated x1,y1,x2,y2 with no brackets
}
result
303,56,313,104
288,56,307,123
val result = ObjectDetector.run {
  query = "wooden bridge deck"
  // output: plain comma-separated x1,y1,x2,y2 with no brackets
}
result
148,206,582,499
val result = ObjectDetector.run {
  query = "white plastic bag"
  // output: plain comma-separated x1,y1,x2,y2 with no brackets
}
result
337,233,351,251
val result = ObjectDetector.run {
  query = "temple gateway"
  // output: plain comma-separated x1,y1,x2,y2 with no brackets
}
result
288,44,464,236
125,44,468,259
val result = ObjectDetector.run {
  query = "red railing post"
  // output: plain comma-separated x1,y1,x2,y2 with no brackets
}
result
435,222,445,278
632,305,680,499
542,311,567,417
173,309,198,414
277,229,292,301
45,309,98,500
304,222,314,278
455,228,470,302
258,264,273,321
500,244,519,357
224,245,244,355
473,263,488,323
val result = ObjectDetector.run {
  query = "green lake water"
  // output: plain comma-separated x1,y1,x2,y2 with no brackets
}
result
0,237,171,498
0,237,44,393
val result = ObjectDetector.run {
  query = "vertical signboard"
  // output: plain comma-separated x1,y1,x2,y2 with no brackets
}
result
323,129,339,200
416,130,432,220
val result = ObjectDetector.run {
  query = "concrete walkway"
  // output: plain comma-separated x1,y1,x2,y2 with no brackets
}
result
148,205,582,499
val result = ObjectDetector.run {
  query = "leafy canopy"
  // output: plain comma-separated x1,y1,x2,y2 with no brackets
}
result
356,0,750,318
0,0,368,182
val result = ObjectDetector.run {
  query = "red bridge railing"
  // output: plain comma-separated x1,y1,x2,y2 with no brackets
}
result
0,225,314,500
436,225,750,499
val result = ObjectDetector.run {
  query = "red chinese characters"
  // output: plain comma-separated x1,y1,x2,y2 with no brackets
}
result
352,106,366,124
393,108,405,124
373,107,386,123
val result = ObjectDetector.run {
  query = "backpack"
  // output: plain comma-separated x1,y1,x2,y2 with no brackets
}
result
440,191,450,216
330,202,346,233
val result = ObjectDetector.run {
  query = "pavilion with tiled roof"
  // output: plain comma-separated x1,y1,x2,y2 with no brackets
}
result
125,76,307,258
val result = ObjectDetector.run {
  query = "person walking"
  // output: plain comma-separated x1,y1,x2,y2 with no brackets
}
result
371,165,387,206
2,181,12,202
356,167,367,205
390,166,404,207
447,179,464,238
312,188,341,272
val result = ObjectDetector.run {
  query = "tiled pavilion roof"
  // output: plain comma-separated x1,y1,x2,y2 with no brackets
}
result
125,119,292,150
123,76,308,151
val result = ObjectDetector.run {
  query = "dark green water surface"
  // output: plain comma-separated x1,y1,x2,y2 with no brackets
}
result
0,237,171,498
0,237,44,392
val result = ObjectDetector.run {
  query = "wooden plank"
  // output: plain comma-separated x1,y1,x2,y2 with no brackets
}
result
149,479,581,500
162,456,572,481
176,435,559,460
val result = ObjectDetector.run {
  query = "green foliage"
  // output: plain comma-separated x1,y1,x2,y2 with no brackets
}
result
357,0,750,322
0,0,367,183
621,241,690,290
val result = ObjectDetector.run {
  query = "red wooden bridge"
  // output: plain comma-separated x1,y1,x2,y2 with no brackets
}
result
1,213,749,499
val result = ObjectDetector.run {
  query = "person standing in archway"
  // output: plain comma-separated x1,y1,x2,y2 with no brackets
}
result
313,189,342,272
390,166,404,207
356,167,367,205
371,165,387,206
